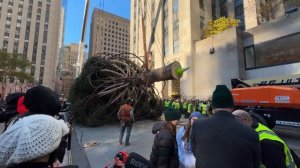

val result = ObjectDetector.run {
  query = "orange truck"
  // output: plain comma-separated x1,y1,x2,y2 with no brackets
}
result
231,79,300,129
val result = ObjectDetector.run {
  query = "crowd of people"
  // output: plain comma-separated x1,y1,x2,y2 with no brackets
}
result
163,97,212,118
0,86,78,168
149,85,299,168
1,84,300,168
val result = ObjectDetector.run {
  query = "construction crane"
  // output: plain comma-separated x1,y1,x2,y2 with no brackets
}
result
141,0,165,70
74,0,89,78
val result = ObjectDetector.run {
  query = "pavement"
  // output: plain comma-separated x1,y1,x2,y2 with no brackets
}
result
1,117,299,168
72,120,160,168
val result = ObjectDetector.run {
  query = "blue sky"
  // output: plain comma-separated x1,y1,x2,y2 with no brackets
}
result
64,0,131,48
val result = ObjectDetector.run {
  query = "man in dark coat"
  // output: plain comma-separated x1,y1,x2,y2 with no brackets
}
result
233,110,297,168
190,85,261,168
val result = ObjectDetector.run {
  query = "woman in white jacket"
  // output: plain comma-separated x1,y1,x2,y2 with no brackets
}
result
176,111,203,168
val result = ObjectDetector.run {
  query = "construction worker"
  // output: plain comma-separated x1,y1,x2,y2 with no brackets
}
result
172,99,180,111
200,100,209,117
187,99,196,118
233,110,297,168
164,98,171,109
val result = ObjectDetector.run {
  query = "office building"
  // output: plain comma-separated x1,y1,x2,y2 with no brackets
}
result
131,0,300,98
89,8,130,57
61,43,83,98
0,0,63,91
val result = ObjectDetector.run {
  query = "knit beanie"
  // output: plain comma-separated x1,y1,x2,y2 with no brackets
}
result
0,114,69,166
212,85,234,108
23,85,61,116
164,107,181,121
189,111,203,120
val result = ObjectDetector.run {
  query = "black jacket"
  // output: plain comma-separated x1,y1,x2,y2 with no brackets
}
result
190,110,261,168
150,121,179,168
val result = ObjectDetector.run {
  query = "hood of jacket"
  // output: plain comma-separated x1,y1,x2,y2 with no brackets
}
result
152,121,165,134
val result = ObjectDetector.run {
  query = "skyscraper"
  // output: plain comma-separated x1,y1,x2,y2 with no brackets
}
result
131,0,300,98
89,8,130,58
0,0,64,89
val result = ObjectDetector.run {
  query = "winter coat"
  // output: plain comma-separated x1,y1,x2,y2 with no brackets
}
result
150,121,179,168
176,126,196,168
190,110,261,168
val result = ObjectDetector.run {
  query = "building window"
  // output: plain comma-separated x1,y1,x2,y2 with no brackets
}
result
23,42,28,56
200,16,205,29
13,41,19,53
212,0,217,20
244,32,300,69
163,0,169,56
199,0,204,10
45,4,50,23
234,0,245,30
43,31,48,44
38,8,42,14
284,0,300,13
220,0,228,17
41,46,46,65
8,1,13,6
27,5,32,18
244,46,255,69
4,29,9,37
38,1,42,7
173,0,179,53
25,21,31,40
3,39,8,50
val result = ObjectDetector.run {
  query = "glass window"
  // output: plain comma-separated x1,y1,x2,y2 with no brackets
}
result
284,0,300,13
3,39,8,49
30,66,35,76
173,0,179,53
23,42,28,56
220,0,228,17
43,31,48,44
25,21,31,40
199,0,204,10
41,46,46,65
244,46,256,69
13,41,19,53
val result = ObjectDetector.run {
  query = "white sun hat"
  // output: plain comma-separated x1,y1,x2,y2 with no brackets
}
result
0,114,69,166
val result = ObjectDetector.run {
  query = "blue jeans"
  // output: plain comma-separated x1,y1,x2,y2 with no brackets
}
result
119,121,132,145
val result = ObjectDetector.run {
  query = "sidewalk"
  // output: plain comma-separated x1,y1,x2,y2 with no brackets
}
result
72,120,158,168
71,117,188,168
